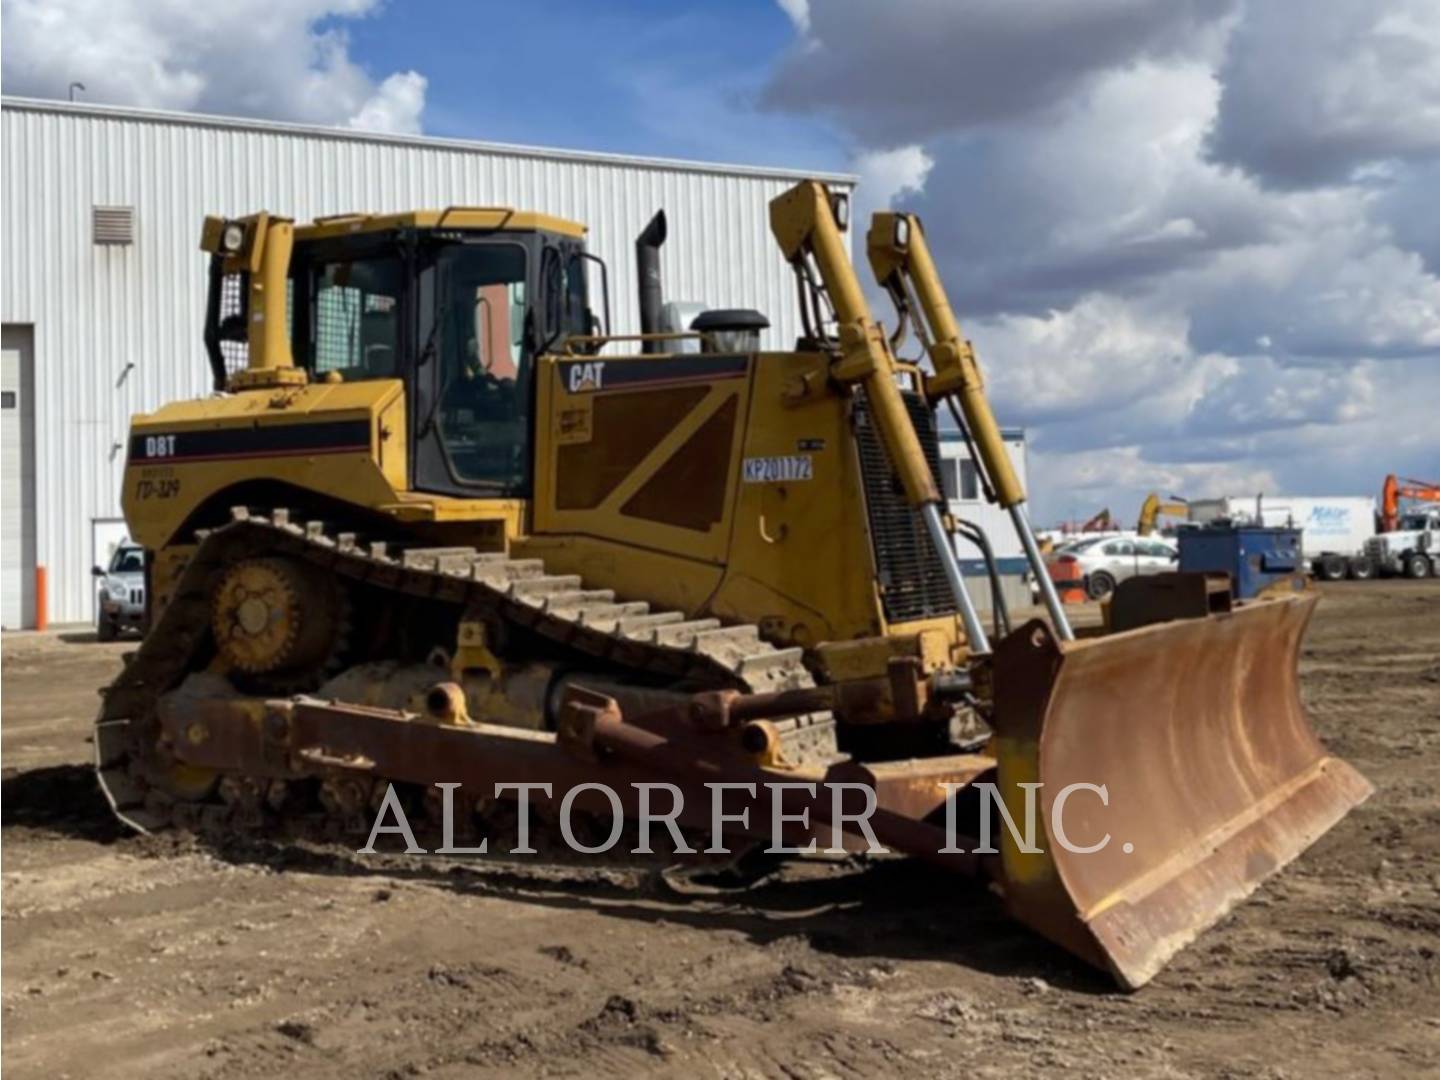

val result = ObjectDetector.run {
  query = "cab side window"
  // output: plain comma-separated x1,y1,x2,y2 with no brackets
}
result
311,257,404,379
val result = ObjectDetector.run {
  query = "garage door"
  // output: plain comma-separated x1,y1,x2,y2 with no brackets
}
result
2,325,37,629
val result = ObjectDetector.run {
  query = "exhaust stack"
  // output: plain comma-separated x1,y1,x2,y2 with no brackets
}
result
636,210,667,353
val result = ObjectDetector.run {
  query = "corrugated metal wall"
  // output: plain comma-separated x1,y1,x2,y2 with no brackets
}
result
0,98,855,624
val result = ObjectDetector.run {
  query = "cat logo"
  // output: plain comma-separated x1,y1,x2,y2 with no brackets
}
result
567,361,606,393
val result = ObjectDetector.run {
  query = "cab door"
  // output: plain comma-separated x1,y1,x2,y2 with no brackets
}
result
412,241,535,499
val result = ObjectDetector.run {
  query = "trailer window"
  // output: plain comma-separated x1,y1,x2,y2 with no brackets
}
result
940,459,958,500
959,459,979,501
939,457,980,502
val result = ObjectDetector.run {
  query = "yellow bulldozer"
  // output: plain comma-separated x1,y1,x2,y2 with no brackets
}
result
96,181,1370,990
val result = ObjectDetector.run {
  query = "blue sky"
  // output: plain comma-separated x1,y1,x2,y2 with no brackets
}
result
340,0,846,169
3,0,1438,524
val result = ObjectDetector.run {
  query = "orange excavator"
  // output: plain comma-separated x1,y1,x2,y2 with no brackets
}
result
1381,474,1440,532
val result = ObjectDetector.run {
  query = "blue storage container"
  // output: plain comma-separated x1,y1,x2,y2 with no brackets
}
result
1178,525,1303,599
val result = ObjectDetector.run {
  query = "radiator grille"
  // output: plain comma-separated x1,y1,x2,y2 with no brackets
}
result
852,389,956,623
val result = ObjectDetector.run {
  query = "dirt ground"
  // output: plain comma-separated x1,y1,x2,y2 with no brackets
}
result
3,583,1438,1079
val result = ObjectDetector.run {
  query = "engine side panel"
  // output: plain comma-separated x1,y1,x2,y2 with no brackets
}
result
123,380,406,550
528,349,934,649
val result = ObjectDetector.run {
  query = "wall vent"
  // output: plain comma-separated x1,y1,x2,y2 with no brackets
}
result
93,206,134,245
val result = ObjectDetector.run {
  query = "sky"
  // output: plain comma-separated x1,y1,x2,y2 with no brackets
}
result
3,0,1438,526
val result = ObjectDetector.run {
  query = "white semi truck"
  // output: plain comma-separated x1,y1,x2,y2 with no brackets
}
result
1187,495,1378,580
1364,510,1440,579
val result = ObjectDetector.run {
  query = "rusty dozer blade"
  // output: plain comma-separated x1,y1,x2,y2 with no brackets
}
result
991,593,1372,990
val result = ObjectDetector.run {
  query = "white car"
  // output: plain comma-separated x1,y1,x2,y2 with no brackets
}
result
1047,534,1178,600
92,543,146,640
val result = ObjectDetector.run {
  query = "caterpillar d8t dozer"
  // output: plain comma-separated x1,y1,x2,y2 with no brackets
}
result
97,182,1370,989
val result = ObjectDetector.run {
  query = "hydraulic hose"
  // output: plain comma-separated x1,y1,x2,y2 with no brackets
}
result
953,517,1011,639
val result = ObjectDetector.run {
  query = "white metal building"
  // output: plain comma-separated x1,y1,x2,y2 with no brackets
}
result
939,427,1033,614
0,96,855,628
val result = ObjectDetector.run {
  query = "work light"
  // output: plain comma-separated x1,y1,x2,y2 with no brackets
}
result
221,221,245,252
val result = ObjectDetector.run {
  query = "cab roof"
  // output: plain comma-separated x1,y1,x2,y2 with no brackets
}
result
295,207,586,241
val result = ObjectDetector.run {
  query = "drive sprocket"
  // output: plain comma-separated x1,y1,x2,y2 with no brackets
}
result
210,555,346,682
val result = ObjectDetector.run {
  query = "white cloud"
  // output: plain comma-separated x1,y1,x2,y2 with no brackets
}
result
774,0,810,35
854,144,933,208
972,294,1197,425
1029,444,1279,524
347,71,427,136
0,0,426,133
1187,231,1440,361
1207,0,1440,187
766,1,1440,522
764,0,1236,143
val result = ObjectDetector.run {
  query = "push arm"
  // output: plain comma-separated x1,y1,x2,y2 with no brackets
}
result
770,182,940,508
866,210,1073,640
770,181,989,652
868,212,1021,506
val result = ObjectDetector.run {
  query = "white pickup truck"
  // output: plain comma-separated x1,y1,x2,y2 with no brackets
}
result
1364,511,1440,579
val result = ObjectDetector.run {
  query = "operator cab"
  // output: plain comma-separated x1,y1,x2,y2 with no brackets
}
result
201,210,606,500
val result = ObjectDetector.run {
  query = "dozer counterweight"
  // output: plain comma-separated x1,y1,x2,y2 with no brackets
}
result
96,183,1369,989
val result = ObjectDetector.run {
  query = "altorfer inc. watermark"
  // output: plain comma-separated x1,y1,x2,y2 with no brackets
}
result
358,781,1133,858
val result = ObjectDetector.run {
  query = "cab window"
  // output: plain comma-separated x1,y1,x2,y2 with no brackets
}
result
435,244,529,490
310,256,404,379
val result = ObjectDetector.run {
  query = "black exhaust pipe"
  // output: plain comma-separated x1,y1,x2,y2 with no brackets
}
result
636,210,666,353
